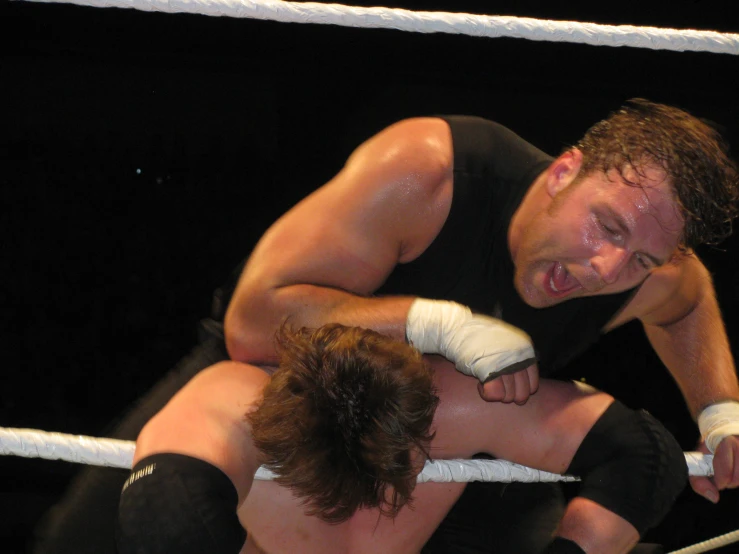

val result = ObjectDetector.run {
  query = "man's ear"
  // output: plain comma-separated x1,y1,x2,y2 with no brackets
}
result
545,149,583,198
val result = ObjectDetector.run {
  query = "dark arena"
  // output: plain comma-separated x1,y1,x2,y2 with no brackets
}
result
2,1,739,553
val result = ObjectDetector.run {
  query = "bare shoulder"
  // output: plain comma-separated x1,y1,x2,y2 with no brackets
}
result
138,362,270,435
181,361,272,400
608,252,711,328
350,117,453,173
240,117,455,288
341,117,454,202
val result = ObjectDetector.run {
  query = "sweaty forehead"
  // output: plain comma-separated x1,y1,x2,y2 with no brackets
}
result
600,166,678,218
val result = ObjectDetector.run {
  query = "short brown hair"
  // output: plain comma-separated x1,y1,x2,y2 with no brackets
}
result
248,324,438,523
576,98,739,249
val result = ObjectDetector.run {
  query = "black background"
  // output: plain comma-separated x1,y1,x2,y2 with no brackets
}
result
2,1,738,552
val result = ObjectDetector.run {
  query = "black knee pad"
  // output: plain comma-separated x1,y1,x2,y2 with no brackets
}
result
566,400,687,535
117,453,245,554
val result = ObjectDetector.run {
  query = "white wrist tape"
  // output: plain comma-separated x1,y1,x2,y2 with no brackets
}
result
698,401,739,453
405,298,536,383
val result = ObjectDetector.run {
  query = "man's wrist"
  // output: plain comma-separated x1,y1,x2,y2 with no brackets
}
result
697,400,739,453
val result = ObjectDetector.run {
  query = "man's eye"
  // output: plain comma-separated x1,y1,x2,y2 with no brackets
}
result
635,254,650,270
599,219,621,239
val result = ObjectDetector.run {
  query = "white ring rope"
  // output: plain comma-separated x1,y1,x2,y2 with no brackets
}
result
2,426,734,553
0,426,714,483
0,427,731,554
669,530,739,554
20,0,739,55
0,427,739,554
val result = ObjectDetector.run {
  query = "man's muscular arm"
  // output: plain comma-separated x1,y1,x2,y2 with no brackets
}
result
224,117,453,365
609,253,739,500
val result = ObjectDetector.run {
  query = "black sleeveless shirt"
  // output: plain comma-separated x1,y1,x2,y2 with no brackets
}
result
377,116,636,375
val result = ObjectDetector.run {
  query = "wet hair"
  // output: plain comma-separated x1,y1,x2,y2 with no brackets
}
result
248,323,438,524
575,98,739,249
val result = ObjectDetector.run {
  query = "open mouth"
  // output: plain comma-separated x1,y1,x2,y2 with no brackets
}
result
544,262,580,298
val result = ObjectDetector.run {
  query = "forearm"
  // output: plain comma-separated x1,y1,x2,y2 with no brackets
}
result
643,284,739,418
225,282,415,363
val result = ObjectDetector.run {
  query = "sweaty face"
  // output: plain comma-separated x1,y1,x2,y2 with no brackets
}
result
512,166,683,308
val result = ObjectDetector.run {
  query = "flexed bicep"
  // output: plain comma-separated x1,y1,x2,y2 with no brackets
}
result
225,118,454,363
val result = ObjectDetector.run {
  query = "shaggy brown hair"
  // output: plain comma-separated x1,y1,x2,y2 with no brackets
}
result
575,98,739,249
248,324,439,524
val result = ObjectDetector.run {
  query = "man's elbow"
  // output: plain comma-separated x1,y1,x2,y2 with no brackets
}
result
224,312,260,363
224,308,246,360
224,299,275,364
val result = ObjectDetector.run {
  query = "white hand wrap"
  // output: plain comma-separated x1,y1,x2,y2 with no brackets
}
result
405,298,536,383
698,401,739,453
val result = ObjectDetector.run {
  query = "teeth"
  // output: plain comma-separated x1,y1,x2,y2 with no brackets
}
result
549,275,560,292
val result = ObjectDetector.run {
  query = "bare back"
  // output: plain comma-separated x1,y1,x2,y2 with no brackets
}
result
239,478,464,554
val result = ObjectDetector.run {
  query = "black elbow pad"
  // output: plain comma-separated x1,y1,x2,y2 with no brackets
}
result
117,453,246,554
566,400,688,535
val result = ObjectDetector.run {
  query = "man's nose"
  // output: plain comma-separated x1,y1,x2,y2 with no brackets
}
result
590,244,629,285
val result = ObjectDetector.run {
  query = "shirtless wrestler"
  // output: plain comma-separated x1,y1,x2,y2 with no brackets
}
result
117,324,687,554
